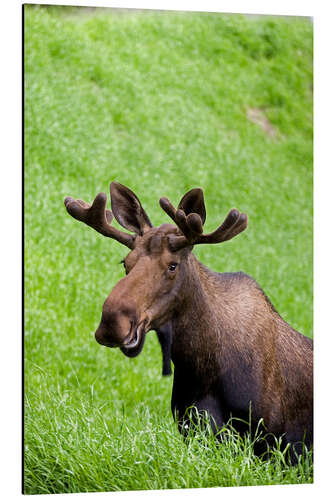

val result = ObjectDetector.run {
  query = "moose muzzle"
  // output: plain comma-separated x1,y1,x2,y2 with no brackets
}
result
95,299,138,347
94,285,149,358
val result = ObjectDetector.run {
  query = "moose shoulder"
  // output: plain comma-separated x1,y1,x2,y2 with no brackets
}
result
64,181,313,462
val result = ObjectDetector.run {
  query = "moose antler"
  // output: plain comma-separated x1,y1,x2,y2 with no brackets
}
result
64,192,135,249
159,189,248,251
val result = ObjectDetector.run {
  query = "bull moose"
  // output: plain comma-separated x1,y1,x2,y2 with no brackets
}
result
64,181,313,462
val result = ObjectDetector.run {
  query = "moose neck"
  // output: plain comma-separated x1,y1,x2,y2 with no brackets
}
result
171,253,223,374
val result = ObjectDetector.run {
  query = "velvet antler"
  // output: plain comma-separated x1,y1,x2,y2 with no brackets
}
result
64,192,135,249
159,188,248,251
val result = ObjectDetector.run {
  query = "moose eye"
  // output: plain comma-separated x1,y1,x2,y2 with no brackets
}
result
168,262,178,272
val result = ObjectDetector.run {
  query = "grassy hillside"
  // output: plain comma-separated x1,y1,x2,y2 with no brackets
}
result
24,5,313,494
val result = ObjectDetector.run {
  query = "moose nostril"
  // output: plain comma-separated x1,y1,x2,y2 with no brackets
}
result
95,323,120,347
96,305,137,347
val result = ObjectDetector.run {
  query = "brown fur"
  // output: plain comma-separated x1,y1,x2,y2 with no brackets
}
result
65,182,313,461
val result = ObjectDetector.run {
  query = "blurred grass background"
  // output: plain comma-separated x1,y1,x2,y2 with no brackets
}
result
24,5,313,494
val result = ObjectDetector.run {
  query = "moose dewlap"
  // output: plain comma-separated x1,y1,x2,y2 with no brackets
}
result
64,181,313,462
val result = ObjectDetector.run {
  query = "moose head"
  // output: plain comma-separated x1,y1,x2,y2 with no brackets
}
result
64,182,247,358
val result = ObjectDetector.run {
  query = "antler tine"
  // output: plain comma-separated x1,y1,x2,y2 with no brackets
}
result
64,192,135,249
159,197,178,223
159,198,203,238
197,210,248,245
160,192,248,251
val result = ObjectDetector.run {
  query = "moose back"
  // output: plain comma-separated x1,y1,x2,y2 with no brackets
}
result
65,181,313,460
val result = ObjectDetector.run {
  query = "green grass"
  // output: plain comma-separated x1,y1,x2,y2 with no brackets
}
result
24,5,313,494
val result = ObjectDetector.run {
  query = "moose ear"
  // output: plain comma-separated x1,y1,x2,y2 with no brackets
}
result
178,188,206,225
110,182,153,235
